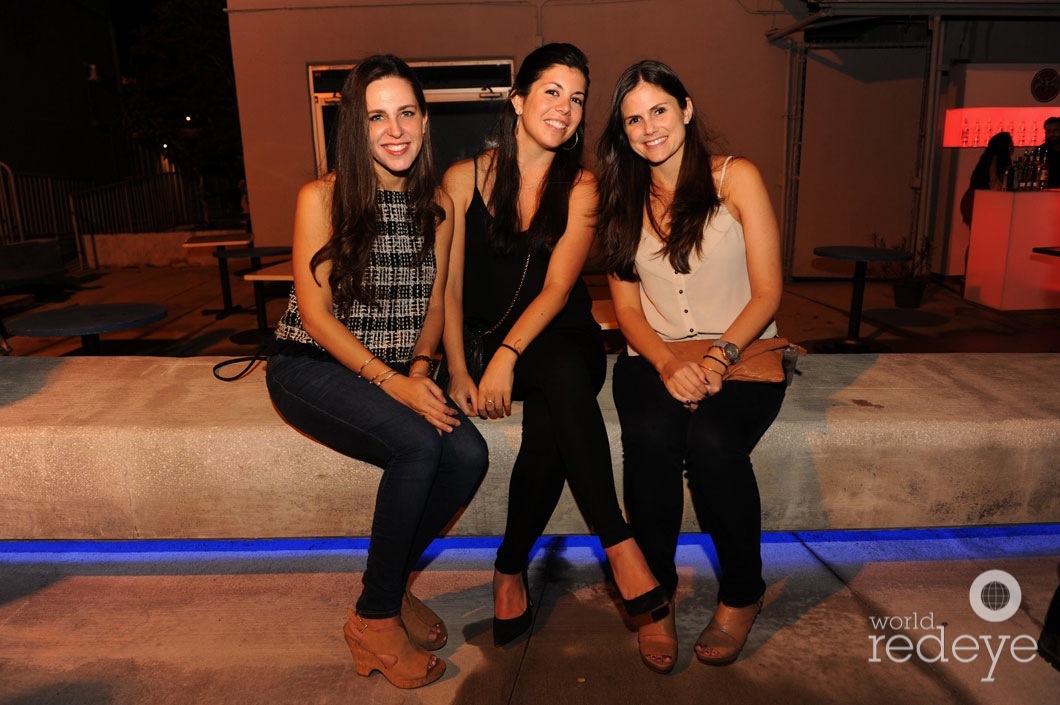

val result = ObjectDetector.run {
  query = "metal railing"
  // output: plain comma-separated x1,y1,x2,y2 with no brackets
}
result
17,173,92,237
0,162,24,245
70,172,204,236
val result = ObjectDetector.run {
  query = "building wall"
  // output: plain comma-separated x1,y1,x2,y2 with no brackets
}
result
794,46,927,277
225,0,793,247
224,0,1060,286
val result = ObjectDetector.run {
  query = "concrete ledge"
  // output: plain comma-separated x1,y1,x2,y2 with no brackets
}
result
85,230,246,268
1,354,1058,540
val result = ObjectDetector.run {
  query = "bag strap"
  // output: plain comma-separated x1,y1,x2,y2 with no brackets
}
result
482,249,532,336
470,154,533,337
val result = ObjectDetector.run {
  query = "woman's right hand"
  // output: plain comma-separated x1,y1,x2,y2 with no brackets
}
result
659,358,709,409
446,370,479,418
380,374,459,433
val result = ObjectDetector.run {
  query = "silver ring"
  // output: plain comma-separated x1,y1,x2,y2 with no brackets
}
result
485,399,495,406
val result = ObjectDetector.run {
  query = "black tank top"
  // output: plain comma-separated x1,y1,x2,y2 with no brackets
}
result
462,185,596,353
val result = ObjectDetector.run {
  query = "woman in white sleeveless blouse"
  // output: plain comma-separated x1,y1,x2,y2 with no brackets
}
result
596,59,786,673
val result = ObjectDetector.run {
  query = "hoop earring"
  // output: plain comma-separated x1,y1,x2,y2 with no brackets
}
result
562,132,580,151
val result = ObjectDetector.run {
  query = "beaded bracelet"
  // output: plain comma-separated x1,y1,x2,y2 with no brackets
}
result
410,354,433,367
357,356,377,378
499,343,521,358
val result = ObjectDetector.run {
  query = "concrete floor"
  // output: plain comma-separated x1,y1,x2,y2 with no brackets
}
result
2,264,1059,703
1,530,1058,705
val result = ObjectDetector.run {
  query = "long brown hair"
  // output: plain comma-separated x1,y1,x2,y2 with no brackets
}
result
596,59,720,280
482,43,589,254
311,55,443,305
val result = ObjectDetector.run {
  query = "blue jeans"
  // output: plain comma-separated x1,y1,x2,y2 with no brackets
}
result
266,342,488,618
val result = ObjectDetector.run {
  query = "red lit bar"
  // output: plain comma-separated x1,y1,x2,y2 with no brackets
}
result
965,191,1060,310
942,107,1056,148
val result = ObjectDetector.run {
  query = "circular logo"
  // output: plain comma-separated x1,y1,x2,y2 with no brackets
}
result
969,570,1022,622
1030,68,1060,103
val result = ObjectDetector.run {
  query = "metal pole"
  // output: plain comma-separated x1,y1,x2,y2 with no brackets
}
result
913,16,946,275
781,41,808,281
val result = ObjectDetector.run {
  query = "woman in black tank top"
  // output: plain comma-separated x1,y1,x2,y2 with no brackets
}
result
441,43,666,650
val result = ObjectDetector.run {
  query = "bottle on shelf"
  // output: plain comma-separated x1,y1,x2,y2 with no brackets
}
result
1003,165,1016,191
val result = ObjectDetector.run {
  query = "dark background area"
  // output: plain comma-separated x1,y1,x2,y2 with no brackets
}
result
0,0,242,210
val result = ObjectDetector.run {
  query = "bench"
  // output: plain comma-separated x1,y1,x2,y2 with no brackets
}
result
1,353,1058,540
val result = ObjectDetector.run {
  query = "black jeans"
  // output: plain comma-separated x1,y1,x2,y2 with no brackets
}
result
266,343,488,618
494,326,633,574
612,352,785,607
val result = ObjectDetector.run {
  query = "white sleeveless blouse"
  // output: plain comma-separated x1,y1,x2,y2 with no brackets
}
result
629,157,777,355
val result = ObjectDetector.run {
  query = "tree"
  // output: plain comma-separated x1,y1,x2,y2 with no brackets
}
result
121,0,243,220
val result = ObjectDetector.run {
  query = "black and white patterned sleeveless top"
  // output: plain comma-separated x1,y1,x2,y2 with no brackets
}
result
274,189,436,365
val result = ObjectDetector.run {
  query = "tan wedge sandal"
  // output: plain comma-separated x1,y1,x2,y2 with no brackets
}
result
343,608,446,688
402,590,447,651
638,606,677,674
694,598,763,666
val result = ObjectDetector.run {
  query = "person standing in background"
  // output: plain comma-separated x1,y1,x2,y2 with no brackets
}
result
960,131,1014,227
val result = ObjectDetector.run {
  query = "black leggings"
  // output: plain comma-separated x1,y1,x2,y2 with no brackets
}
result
613,352,785,607
494,326,633,574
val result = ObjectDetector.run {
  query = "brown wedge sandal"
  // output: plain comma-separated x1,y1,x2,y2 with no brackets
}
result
402,590,447,651
638,606,677,674
694,598,763,666
343,608,446,688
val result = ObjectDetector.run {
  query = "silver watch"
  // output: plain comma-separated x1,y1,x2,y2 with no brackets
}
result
710,340,740,364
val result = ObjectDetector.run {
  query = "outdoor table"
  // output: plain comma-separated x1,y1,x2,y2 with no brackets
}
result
182,233,253,317
5,302,168,354
242,260,294,340
813,246,912,353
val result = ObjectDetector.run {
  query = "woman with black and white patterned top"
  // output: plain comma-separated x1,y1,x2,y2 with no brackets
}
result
265,55,486,690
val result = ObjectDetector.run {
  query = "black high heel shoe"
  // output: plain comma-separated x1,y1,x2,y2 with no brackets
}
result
493,571,533,647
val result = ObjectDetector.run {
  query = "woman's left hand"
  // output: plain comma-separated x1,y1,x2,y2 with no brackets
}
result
382,373,460,433
700,364,724,399
476,355,515,419
660,358,709,408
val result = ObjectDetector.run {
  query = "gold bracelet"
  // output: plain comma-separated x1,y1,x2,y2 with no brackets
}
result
375,371,399,387
369,367,394,385
357,356,377,378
